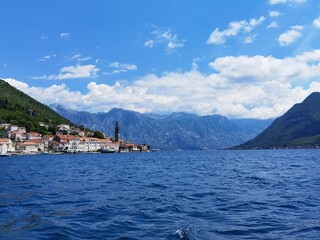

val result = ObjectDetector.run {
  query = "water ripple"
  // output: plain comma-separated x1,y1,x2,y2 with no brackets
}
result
0,150,319,239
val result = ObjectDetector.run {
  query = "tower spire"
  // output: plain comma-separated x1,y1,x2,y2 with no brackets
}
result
115,121,120,142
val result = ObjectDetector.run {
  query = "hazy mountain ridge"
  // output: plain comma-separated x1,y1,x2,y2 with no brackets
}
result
237,92,320,149
50,104,272,149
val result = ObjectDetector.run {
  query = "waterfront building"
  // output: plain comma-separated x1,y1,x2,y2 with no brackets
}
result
4,131,26,142
16,141,39,154
26,132,42,140
0,138,14,154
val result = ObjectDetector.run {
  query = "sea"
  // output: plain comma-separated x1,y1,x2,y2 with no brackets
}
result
0,150,319,240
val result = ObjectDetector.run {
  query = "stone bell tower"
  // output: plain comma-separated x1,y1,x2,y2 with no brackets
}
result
115,121,120,142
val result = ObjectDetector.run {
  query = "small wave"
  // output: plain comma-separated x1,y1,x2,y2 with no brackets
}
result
190,192,216,199
277,204,299,210
175,227,199,240
290,226,320,235
145,183,168,190
289,164,301,168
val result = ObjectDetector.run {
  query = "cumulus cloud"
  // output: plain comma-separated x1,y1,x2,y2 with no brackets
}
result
244,35,256,44
144,26,185,54
269,0,306,4
33,64,99,80
267,21,278,28
60,32,70,38
209,51,320,82
4,49,320,119
313,17,320,28
207,16,265,44
269,11,281,17
278,25,304,46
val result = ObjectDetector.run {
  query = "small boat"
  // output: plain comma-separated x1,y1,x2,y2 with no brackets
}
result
101,146,118,153
0,153,11,157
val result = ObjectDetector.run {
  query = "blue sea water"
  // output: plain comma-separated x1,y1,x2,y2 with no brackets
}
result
0,150,319,240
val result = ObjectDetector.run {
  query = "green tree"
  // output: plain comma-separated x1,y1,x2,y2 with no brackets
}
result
93,131,105,139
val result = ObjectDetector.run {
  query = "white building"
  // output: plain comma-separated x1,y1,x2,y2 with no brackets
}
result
17,142,39,154
64,137,87,152
17,127,26,133
29,140,45,152
83,137,103,152
42,135,54,150
26,132,42,140
8,125,18,132
58,124,70,131
4,131,26,141
0,138,14,154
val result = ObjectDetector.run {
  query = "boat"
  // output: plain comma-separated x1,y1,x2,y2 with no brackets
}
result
101,145,119,153
0,153,11,157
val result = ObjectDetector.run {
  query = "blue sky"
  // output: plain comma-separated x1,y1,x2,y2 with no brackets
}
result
1,0,320,119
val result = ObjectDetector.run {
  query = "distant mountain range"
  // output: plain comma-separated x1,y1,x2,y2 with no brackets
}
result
236,92,320,149
2,76,317,150
50,104,272,150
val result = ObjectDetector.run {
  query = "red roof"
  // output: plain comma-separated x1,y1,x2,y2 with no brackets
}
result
27,132,40,136
29,139,44,143
19,141,38,146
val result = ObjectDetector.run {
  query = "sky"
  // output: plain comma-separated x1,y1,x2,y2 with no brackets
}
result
1,0,320,119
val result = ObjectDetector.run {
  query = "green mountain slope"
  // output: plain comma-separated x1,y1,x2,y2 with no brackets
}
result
0,79,74,133
236,92,320,149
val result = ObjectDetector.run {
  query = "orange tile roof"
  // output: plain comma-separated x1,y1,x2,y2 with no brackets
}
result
19,141,38,146
27,132,40,136
29,140,44,143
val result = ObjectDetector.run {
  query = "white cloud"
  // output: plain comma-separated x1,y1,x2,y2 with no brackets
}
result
105,61,138,75
60,32,70,38
269,0,306,5
295,49,320,62
269,11,281,17
144,26,185,53
33,64,99,80
267,21,278,28
69,54,92,62
5,49,320,119
109,62,137,71
39,54,57,62
313,17,320,28
192,57,202,70
244,35,256,44
207,16,265,44
4,79,83,107
278,25,304,46
144,40,155,48
209,51,320,82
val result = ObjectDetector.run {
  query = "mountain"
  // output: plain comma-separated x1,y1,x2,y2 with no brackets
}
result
0,79,74,133
50,104,272,150
236,92,320,149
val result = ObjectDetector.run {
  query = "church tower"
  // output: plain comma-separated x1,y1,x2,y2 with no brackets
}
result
115,121,120,142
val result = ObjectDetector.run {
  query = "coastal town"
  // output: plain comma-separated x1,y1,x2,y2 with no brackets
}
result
0,121,150,156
